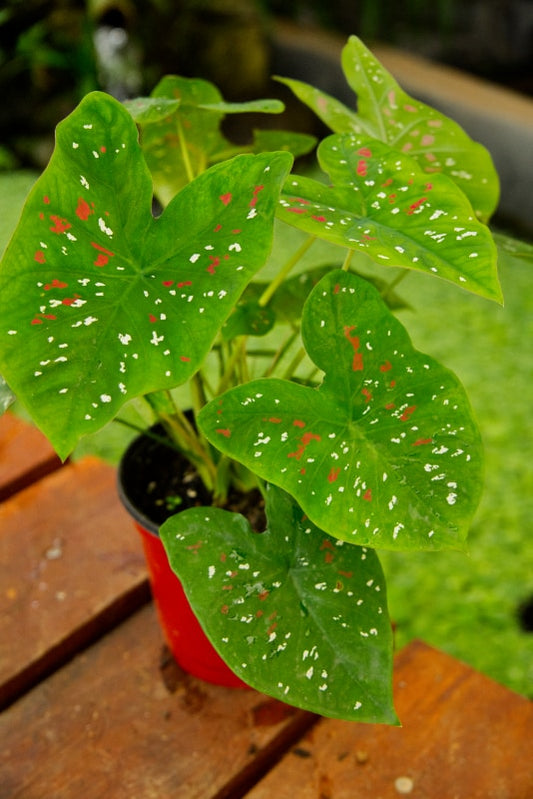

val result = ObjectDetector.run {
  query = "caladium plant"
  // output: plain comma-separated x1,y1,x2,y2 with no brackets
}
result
0,36,503,724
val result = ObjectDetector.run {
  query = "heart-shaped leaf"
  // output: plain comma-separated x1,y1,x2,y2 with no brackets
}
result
199,270,483,551
160,483,396,723
0,91,292,458
278,36,500,221
278,133,501,302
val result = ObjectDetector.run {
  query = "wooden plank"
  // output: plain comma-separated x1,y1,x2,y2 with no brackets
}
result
245,640,533,799
0,413,63,501
0,603,316,799
0,457,149,709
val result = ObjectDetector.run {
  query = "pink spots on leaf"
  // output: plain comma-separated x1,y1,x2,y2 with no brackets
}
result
357,159,368,177
400,405,417,422
49,215,72,234
406,197,428,215
91,241,115,266
363,489,372,502
62,294,81,306
428,118,443,128
216,428,231,437
344,325,364,371
219,193,232,206
75,197,94,221
402,142,413,153
207,255,220,275
34,250,46,264
328,467,341,483
404,104,418,113
421,134,435,147
311,215,327,223
250,185,264,208
44,279,68,290
357,147,372,158
288,432,321,461
413,437,433,446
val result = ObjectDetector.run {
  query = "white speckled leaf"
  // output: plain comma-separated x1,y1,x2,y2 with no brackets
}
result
160,484,397,723
278,36,500,222
0,92,292,458
199,270,483,551
278,133,501,302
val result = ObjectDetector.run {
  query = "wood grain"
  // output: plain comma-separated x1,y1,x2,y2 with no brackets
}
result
245,640,533,799
0,457,149,709
0,603,316,799
0,413,62,501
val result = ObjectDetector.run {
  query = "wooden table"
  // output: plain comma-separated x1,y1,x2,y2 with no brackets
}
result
1,412,531,798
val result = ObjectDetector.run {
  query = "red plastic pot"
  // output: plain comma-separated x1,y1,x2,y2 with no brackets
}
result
118,427,248,689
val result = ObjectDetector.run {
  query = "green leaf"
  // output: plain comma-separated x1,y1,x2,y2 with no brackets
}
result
279,36,500,222
123,96,181,124
0,375,15,414
0,91,292,458
278,133,501,302
199,99,285,114
252,129,317,159
199,270,483,551
160,484,396,723
222,301,276,340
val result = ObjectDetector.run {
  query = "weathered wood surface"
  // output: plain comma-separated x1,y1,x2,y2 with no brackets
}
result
0,457,149,709
0,603,316,799
245,639,533,799
0,413,62,501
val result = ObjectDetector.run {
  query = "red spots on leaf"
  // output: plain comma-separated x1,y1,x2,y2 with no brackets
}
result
267,621,278,636
207,256,220,275
43,196,50,204
328,467,341,483
390,380,396,388
300,468,306,475
34,250,46,264
149,314,157,323
162,280,174,287
292,197,310,205
267,417,282,424
216,428,231,437
413,437,433,446
100,145,107,153
220,553,227,563
62,294,81,306
333,283,341,295
255,610,264,618
222,585,233,592
406,197,428,215
286,207,306,215
44,279,68,290
49,215,72,234
293,419,306,428
344,325,364,371
231,229,241,234
221,605,229,614
39,212,45,220
380,361,392,372
180,356,191,362
75,197,94,221
91,241,115,267
288,432,321,461
400,405,417,422
250,185,264,208
404,104,418,113
362,387,372,403
385,402,396,410
363,489,372,502
357,147,372,158
389,193,397,203
357,159,367,177
213,224,222,232
324,552,335,564
311,215,327,222
338,570,353,578
320,539,335,551
177,280,192,288
186,541,203,552
31,313,57,325
382,178,394,188
219,193,232,206
258,590,270,601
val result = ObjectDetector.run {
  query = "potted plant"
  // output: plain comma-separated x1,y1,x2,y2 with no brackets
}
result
0,36,503,725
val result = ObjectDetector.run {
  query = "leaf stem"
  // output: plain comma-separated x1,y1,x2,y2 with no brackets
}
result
342,249,355,271
176,116,195,183
258,235,316,308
